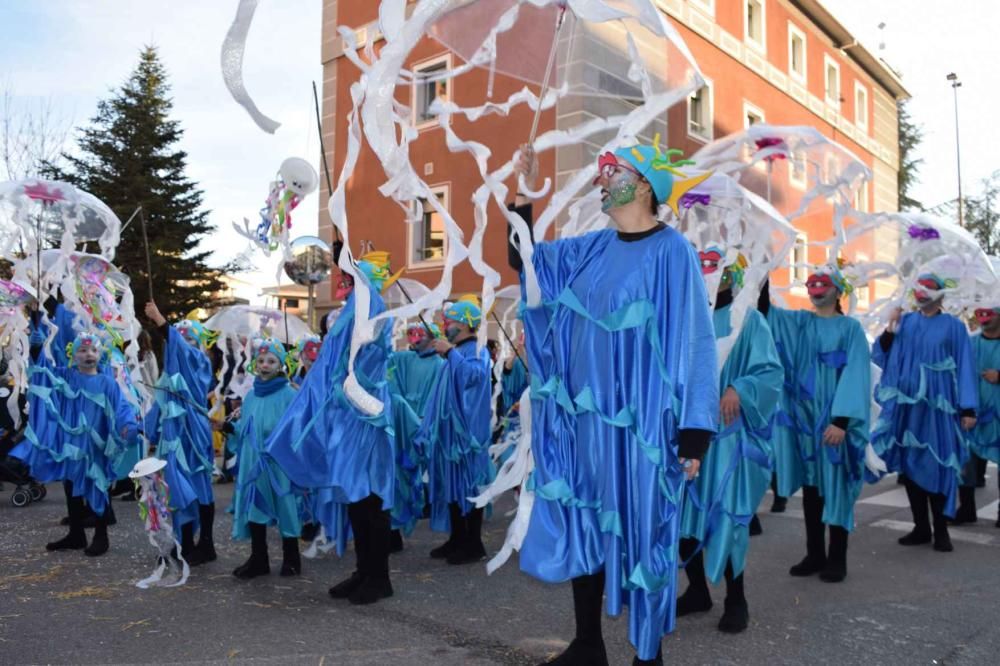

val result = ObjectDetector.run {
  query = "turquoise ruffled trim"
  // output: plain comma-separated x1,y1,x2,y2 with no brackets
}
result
874,358,960,415
153,372,214,475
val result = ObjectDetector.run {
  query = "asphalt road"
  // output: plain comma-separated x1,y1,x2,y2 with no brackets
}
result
2,471,999,665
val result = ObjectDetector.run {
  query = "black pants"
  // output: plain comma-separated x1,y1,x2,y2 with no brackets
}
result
347,494,391,581
903,478,947,534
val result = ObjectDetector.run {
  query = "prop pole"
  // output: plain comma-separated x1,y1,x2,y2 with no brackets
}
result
35,210,43,309
312,80,341,244
121,205,143,233
138,206,155,301
394,279,437,338
491,312,526,369
527,6,567,146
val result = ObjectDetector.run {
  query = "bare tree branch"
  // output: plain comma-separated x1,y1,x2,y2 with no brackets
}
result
1,81,72,181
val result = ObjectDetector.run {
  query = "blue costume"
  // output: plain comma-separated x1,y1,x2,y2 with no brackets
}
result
871,311,978,532
968,333,1000,464
680,304,781,584
501,357,529,416
387,348,443,536
145,325,215,537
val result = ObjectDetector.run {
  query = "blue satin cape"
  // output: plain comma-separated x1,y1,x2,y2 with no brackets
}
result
680,305,781,582
517,226,719,661
871,312,978,515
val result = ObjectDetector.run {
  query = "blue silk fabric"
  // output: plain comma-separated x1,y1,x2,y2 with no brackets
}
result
265,292,395,556
968,335,1000,463
766,307,871,530
11,354,138,516
680,305,782,582
871,312,978,515
387,349,443,534
517,226,718,662
228,377,300,539
415,338,493,531
144,326,215,532
501,358,529,415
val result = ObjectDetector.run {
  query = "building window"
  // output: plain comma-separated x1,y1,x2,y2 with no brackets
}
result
744,0,766,52
687,80,713,142
790,233,809,284
787,23,807,83
824,55,841,108
744,102,765,128
689,0,715,16
413,55,451,127
789,148,808,189
410,186,449,266
854,182,869,212
854,82,869,131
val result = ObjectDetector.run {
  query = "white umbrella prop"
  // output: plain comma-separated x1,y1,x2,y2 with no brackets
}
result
0,279,35,427
205,304,313,344
128,457,190,589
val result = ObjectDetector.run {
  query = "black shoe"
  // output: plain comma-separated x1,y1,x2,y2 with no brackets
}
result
675,584,713,616
280,537,301,576
328,571,364,598
897,529,932,546
232,555,270,579
59,516,70,526
300,522,320,543
718,598,749,633
46,531,87,551
789,555,826,577
632,648,663,666
446,540,486,565
389,530,404,553
933,532,954,553
770,496,787,513
84,532,109,557
976,477,986,489
347,576,394,605
749,515,762,536
995,515,1000,529
819,561,846,583
430,538,458,559
186,543,218,566
538,638,609,666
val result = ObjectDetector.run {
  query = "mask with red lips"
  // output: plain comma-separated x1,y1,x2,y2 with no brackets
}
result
698,249,723,275
913,277,943,307
407,325,429,348
301,340,320,363
334,272,354,300
975,308,1000,329
805,273,840,309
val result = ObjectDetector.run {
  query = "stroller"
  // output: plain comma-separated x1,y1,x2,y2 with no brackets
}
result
0,384,45,507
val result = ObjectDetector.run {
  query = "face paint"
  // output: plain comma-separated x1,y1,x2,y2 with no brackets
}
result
255,350,281,380
302,340,320,364
334,273,354,300
698,249,723,275
74,340,101,372
913,278,944,307
806,273,840,309
595,153,643,213
975,308,1000,328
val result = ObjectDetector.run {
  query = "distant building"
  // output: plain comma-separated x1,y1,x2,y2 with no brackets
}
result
316,0,909,309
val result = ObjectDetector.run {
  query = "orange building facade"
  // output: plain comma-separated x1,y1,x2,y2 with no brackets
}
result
315,0,908,313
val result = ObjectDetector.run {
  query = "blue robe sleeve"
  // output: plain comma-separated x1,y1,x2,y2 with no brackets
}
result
727,310,783,430
954,321,979,413
832,319,872,427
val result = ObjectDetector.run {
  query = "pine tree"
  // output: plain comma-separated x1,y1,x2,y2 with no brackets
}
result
897,100,924,212
44,46,224,321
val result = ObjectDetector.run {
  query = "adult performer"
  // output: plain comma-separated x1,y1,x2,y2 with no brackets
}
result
962,306,1000,526
677,249,782,633
872,274,978,551
508,142,717,666
759,267,870,582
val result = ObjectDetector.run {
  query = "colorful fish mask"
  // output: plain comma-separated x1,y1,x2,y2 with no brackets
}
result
443,295,482,329
175,320,216,349
248,337,288,376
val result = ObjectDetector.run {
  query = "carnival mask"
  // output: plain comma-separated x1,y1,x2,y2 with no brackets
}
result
806,273,840,309
595,152,642,213
699,249,722,275
301,340,321,364
975,308,1000,328
334,272,354,300
913,278,943,307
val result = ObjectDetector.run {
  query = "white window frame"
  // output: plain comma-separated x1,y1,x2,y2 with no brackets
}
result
823,54,841,109
744,0,767,54
787,22,807,84
408,184,450,269
789,232,809,290
687,78,714,143
743,101,766,170
689,0,715,16
854,81,869,131
412,54,452,130
788,148,808,190
854,181,869,213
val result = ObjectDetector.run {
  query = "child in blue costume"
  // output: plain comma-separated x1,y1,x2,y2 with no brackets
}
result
960,306,1000,526
415,296,494,566
290,335,321,387
760,265,871,583
677,250,782,634
508,142,717,666
386,322,443,550
871,274,978,552
266,251,396,606
12,330,138,556
495,334,529,463
143,301,218,566
218,338,301,578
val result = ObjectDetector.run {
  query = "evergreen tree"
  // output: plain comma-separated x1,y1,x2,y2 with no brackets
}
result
45,46,224,321
897,99,924,212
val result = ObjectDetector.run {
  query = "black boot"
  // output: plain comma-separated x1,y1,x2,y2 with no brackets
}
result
770,474,786,512
930,492,953,552
47,483,87,551
280,537,301,576
300,522,320,543
949,486,978,525
187,503,217,565
233,522,271,578
180,522,196,561
632,649,663,666
331,499,371,599
84,504,111,557
389,529,404,553
447,507,487,565
718,564,748,633
349,495,394,605
676,538,713,616
820,526,848,582
898,478,932,545
975,454,987,488
790,486,826,576
539,571,608,666
749,514,763,536
430,502,465,559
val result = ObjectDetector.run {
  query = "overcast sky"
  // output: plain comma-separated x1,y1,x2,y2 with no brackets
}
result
2,1,998,296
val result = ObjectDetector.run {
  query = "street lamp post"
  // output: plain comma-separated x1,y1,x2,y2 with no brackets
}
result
946,72,963,227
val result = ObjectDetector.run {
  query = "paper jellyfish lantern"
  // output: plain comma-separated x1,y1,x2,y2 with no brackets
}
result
129,457,189,589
